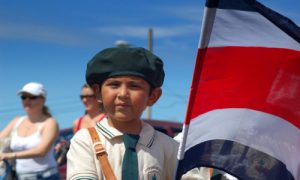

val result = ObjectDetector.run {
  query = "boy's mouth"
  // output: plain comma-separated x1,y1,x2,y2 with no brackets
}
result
115,103,130,108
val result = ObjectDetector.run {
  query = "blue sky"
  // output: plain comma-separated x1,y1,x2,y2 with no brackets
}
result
0,0,299,129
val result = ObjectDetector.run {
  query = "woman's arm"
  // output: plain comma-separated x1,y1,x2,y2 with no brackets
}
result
73,118,80,133
0,117,20,138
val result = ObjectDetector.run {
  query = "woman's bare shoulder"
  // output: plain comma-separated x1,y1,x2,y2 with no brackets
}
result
43,117,59,127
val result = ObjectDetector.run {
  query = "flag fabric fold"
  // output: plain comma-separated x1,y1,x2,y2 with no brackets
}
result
176,0,300,179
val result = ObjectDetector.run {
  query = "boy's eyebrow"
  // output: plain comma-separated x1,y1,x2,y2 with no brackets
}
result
105,79,118,82
105,80,144,84
106,77,145,82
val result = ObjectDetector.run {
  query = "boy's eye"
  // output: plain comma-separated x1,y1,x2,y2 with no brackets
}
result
129,83,142,89
106,82,119,88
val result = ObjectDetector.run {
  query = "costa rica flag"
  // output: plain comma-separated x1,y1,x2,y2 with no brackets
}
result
175,0,300,180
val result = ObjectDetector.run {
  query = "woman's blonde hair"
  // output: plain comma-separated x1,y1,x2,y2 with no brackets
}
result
42,105,52,117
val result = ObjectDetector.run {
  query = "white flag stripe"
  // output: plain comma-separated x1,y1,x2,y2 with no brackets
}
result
186,109,300,179
201,8,300,50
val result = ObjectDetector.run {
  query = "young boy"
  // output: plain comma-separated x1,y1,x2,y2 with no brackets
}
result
67,47,183,179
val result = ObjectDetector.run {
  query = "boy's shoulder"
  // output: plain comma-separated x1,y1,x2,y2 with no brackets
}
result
141,122,178,147
154,130,178,145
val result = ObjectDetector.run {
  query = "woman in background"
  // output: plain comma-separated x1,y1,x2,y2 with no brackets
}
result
55,84,106,167
0,82,60,180
73,84,106,133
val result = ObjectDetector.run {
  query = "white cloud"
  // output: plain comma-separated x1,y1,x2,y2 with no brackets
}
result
95,24,201,38
0,21,91,46
0,20,201,46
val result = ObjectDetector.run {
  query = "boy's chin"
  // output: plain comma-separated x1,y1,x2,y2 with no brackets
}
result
109,115,140,124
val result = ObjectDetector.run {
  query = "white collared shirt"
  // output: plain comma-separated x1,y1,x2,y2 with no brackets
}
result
67,117,180,180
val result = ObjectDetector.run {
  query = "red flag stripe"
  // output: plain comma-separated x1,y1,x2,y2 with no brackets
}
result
190,47,300,129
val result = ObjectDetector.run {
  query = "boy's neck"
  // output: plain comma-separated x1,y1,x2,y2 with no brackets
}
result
108,118,142,135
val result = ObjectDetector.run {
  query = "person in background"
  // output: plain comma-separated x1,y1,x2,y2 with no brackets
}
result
55,84,106,167
67,47,199,179
0,82,60,180
73,84,106,133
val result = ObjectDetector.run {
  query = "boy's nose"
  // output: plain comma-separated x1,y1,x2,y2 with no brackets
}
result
118,86,129,99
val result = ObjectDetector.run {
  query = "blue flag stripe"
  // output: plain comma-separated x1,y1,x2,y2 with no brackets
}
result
176,140,294,180
206,0,255,12
250,0,300,43
205,0,300,43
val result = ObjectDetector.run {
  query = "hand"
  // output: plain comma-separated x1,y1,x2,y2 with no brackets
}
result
55,143,62,153
0,152,15,160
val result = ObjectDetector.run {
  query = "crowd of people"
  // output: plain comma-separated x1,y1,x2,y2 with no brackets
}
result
0,80,108,179
0,47,236,180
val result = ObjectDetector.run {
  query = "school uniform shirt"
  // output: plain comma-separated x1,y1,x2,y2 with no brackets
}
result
67,117,185,180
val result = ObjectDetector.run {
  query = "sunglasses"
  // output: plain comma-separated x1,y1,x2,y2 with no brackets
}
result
80,94,95,100
21,95,40,100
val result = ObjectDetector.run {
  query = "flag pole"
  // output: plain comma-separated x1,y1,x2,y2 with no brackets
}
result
174,6,217,180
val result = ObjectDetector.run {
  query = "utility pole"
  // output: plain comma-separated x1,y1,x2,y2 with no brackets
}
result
146,28,153,119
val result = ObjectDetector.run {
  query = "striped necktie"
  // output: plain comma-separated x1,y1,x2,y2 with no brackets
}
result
122,133,140,180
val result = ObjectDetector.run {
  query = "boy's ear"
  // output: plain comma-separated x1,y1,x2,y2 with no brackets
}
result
147,88,162,106
92,84,103,103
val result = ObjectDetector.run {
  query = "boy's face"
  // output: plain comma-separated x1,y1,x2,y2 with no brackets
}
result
94,75,161,124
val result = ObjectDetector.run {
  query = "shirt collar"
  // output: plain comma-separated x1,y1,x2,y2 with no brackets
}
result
96,117,156,148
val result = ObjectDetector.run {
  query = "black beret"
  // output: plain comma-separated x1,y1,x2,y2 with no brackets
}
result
86,47,165,88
